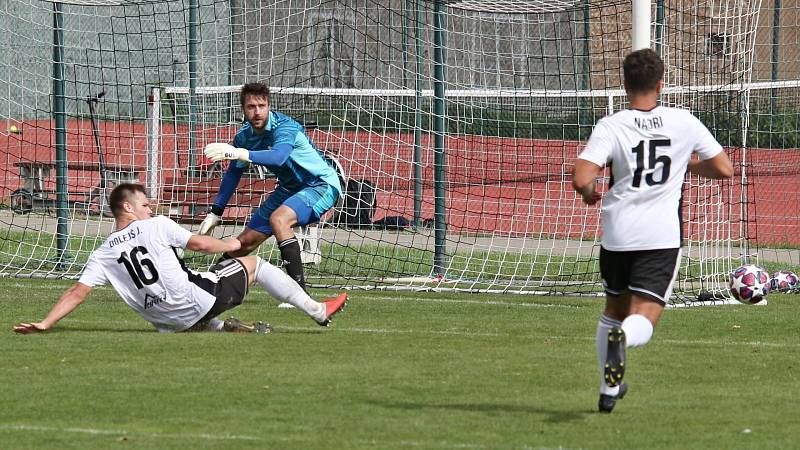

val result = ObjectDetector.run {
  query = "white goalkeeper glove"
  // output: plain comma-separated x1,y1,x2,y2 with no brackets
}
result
198,212,221,235
203,143,250,163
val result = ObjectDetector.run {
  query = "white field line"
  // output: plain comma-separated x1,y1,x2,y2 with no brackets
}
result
325,328,797,348
6,283,581,309
5,282,775,309
279,325,502,337
364,441,587,450
0,424,261,441
2,424,583,450
11,284,796,348
54,318,799,348
364,295,583,309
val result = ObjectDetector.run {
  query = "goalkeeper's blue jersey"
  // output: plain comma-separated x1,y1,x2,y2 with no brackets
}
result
231,111,341,194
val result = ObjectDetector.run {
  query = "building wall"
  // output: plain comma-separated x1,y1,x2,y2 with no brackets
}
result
0,0,797,122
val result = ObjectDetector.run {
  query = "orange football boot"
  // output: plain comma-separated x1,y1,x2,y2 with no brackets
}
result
316,292,348,327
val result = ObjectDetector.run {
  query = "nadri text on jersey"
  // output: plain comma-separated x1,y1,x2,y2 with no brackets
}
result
634,116,663,130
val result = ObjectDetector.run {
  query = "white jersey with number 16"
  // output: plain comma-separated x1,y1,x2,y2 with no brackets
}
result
78,215,217,332
578,106,723,251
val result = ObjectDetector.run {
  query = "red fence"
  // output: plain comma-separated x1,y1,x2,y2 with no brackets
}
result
1,119,798,245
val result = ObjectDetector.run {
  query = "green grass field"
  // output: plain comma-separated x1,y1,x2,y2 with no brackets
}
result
2,277,799,450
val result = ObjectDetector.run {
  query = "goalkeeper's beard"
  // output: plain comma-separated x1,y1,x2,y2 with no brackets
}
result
248,117,266,130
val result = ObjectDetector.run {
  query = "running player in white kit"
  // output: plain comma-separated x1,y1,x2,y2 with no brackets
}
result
13,183,347,334
572,49,734,412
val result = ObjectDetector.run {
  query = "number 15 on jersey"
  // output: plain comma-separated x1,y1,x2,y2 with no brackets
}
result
631,139,672,188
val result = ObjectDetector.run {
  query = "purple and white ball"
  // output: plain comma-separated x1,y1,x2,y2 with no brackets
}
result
729,265,770,304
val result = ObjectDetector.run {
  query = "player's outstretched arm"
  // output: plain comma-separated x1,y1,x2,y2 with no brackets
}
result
13,282,93,334
572,159,604,205
186,235,241,255
688,152,734,179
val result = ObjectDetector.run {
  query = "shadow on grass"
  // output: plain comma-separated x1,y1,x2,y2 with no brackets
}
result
367,399,588,423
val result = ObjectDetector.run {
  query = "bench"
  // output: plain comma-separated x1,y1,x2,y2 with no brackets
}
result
14,161,145,190
161,176,277,223
11,161,146,216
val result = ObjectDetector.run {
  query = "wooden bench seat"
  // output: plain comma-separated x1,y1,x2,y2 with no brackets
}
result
10,187,113,216
159,174,323,264
12,161,146,214
161,176,276,223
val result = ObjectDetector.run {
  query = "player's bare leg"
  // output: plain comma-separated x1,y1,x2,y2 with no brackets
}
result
270,205,307,291
627,295,664,328
216,228,269,263
233,227,270,256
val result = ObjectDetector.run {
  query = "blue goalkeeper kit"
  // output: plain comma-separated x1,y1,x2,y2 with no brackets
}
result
212,111,342,214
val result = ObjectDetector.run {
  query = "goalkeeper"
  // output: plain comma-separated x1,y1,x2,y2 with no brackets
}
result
201,82,342,291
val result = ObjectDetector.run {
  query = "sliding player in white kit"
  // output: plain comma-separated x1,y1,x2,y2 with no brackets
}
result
13,183,347,334
572,49,734,413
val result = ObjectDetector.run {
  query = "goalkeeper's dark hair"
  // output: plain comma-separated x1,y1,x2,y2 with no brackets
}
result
240,82,270,106
109,183,147,218
623,48,664,93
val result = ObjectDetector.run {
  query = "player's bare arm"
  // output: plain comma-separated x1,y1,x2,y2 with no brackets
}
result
687,152,734,179
186,235,242,255
572,159,604,205
13,282,93,334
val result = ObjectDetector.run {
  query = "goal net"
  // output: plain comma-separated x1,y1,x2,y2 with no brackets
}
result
2,0,797,304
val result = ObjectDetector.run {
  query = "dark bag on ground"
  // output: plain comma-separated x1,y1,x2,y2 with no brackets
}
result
372,215,411,230
333,179,376,228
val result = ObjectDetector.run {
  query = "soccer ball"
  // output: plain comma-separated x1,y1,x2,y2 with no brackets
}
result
770,270,799,293
729,264,770,304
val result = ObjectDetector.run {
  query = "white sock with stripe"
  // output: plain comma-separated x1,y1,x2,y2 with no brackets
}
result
621,314,653,348
597,315,621,396
255,257,324,320
208,318,224,331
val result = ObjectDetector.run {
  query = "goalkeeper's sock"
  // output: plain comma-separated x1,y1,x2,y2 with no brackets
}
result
597,315,621,396
254,257,323,320
278,237,306,291
621,314,653,348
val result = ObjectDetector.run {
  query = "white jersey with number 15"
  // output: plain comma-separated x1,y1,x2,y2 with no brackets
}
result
578,106,723,251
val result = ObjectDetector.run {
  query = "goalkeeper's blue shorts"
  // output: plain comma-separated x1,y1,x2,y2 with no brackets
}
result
248,183,339,235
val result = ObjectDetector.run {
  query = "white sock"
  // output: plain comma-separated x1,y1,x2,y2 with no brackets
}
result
621,314,654,348
255,257,324,321
188,317,224,332
597,315,621,396
206,317,224,331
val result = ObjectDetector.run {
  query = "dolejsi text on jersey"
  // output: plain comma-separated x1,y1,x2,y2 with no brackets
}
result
107,227,142,248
